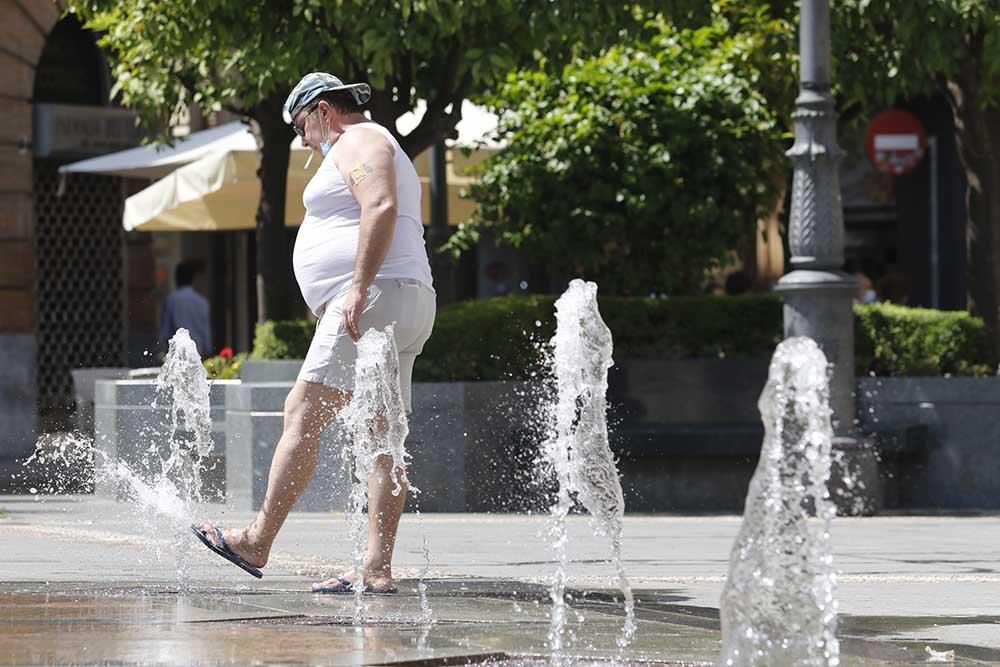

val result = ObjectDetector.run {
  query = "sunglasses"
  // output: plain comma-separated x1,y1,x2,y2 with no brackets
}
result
293,104,319,137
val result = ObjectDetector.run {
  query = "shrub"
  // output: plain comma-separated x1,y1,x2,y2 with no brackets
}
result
251,320,316,360
243,298,992,380
413,295,559,382
413,294,784,381
446,18,785,295
854,303,991,377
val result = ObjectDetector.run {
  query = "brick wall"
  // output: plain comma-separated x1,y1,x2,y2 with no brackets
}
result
0,0,61,458
0,0,62,334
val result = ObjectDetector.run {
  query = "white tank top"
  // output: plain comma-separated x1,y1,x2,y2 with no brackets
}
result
293,122,434,315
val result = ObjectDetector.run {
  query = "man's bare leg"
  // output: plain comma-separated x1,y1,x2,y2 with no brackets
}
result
196,380,348,566
313,455,408,592
363,454,408,589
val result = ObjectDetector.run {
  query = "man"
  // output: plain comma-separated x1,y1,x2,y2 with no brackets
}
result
159,259,212,356
193,73,436,594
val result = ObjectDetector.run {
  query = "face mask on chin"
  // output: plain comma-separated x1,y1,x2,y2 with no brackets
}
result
302,109,332,169
302,140,331,170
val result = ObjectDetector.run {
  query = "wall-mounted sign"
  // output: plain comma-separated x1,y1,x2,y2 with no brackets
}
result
34,103,140,158
865,109,927,176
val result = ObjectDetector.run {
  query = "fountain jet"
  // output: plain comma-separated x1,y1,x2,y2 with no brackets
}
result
719,336,839,666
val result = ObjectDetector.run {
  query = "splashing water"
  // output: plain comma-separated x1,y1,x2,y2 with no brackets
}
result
542,279,635,657
22,329,216,578
417,524,433,625
338,325,424,621
719,337,840,667
155,328,215,503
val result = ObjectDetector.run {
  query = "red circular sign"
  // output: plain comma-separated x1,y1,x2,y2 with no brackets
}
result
865,109,927,176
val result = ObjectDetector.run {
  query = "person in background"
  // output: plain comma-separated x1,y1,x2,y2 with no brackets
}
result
159,258,212,356
844,259,879,304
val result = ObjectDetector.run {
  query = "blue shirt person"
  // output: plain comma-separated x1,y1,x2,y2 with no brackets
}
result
159,259,212,356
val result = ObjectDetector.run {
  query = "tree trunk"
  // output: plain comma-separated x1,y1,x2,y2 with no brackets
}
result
941,50,1000,363
252,92,296,322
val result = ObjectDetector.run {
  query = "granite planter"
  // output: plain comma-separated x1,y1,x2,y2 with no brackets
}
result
856,376,1000,509
224,378,538,513
608,358,770,512
239,359,304,383
92,361,1000,512
71,367,131,437
224,380,350,512
93,379,235,500
406,381,539,512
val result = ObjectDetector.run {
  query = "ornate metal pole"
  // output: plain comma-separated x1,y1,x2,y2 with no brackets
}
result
775,0,878,514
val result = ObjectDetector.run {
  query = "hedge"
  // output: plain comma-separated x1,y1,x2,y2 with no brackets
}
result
412,294,785,381
243,297,993,380
854,303,991,377
251,320,316,360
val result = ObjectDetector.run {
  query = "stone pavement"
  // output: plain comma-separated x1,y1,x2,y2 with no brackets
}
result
1,495,998,665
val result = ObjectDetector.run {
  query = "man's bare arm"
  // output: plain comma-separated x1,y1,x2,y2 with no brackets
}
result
333,128,397,340
334,129,397,292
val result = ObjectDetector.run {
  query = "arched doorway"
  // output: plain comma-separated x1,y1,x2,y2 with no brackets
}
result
32,15,127,431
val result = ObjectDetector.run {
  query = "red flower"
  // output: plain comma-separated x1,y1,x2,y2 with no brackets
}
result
219,347,234,359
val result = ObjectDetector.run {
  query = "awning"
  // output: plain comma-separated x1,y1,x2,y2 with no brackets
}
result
122,147,316,231
61,103,502,232
60,102,501,180
58,121,257,180
122,139,494,232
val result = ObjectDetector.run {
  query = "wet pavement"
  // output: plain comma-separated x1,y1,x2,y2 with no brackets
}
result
1,496,999,665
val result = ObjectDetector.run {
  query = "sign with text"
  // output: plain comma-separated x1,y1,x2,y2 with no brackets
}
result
34,103,140,158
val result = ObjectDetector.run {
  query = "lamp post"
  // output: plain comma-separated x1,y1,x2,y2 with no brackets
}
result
775,0,878,515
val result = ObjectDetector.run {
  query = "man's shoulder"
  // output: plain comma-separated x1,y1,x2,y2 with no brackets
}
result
338,124,395,158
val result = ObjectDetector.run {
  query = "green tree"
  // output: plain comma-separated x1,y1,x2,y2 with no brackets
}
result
664,0,800,117
446,18,785,295
832,1,1000,359
69,0,651,320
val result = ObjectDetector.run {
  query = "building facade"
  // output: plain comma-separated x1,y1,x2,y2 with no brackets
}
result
1,2,146,459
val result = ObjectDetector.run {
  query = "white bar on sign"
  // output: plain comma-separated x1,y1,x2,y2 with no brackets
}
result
874,134,920,151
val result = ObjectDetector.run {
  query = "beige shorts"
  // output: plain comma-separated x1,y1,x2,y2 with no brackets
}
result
298,278,436,412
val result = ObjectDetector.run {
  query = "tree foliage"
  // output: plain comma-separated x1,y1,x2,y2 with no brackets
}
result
447,18,785,295
664,0,799,118
68,0,655,320
70,0,652,156
833,1,1000,111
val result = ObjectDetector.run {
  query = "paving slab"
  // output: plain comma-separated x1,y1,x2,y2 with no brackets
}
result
1,495,999,665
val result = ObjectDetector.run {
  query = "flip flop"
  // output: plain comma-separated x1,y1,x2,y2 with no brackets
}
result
311,576,398,595
191,524,263,579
